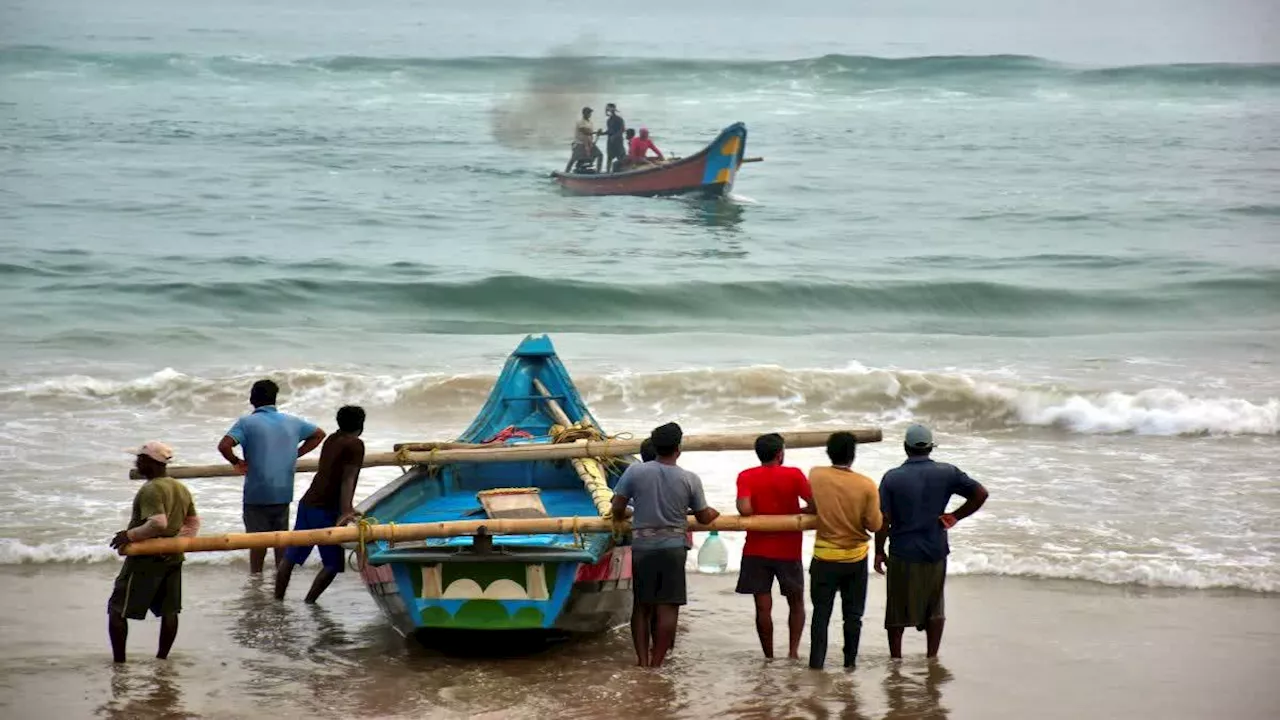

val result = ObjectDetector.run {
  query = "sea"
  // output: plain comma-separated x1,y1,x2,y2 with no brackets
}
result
1,1,1278,717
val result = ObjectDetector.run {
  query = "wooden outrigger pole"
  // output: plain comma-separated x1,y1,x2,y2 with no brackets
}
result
131,428,883,480
122,514,818,556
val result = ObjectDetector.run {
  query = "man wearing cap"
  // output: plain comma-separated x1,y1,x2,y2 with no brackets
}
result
874,424,988,659
566,106,603,173
107,442,200,663
610,422,720,668
218,379,325,575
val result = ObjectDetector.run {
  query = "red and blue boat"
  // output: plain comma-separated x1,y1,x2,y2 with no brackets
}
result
552,122,751,198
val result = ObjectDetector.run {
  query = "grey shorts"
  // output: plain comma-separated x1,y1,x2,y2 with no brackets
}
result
243,503,290,533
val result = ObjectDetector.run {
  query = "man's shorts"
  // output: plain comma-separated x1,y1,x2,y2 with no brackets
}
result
632,546,688,606
884,555,947,631
243,503,290,533
108,557,182,620
283,504,345,573
735,555,805,597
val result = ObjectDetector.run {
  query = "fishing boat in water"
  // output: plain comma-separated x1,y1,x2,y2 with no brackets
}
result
551,122,754,198
353,335,633,637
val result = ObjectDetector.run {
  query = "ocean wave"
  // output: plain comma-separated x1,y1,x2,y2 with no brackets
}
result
948,551,1277,593
12,272,1280,335
5,365,1276,437
3,45,1276,89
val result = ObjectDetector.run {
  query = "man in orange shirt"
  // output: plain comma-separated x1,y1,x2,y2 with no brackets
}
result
735,433,814,660
807,431,882,670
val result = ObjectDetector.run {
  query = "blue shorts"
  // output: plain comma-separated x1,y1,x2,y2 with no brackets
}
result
284,504,345,573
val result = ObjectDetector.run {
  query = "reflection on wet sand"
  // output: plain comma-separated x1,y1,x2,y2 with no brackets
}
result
883,660,953,720
102,663,190,720
12,567,1269,719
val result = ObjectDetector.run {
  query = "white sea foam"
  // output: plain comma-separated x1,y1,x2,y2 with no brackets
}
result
4,365,1277,436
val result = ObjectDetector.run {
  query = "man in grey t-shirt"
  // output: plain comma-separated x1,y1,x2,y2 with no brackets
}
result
612,422,720,668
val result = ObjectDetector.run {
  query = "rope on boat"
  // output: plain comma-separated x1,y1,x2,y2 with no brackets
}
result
354,516,379,570
548,422,634,519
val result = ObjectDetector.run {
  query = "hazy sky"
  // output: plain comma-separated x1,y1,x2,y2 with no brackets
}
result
2,0,1278,63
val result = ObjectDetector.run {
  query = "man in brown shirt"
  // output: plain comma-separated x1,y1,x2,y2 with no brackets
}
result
275,405,366,603
807,431,882,670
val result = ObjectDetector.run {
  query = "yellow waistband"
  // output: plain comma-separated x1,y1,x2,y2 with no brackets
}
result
813,539,869,563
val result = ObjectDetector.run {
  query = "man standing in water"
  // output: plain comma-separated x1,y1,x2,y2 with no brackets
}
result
603,102,626,172
611,422,719,668
807,431,882,669
218,379,325,574
275,405,366,603
875,424,988,659
735,433,813,660
108,442,200,663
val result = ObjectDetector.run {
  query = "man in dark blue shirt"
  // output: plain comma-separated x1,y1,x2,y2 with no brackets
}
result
874,424,988,659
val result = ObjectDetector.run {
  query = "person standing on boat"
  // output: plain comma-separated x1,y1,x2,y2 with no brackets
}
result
275,405,366,604
603,102,626,172
875,424,988,659
107,442,200,663
807,431,882,670
610,422,720,668
735,433,814,660
218,379,326,575
565,106,603,173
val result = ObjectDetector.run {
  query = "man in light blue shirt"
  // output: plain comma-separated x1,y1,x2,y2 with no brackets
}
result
218,379,325,574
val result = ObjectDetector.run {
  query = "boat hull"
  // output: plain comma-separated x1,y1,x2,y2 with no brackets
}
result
552,122,748,197
360,546,632,637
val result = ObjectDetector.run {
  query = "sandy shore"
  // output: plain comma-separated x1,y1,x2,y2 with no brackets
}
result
0,563,1276,719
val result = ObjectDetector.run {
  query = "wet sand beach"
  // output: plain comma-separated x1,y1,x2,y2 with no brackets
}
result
1,563,1276,719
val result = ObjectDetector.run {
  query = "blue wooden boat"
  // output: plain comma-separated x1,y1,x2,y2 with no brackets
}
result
353,335,633,637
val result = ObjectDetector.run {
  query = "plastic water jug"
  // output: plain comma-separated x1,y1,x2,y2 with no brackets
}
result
697,530,729,573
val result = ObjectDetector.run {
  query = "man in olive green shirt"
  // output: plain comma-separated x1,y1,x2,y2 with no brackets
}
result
108,441,200,663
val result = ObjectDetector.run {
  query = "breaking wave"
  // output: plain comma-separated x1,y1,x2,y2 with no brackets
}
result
4,364,1276,437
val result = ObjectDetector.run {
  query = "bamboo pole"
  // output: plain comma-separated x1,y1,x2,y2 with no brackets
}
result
123,514,817,556
530,378,613,517
133,428,882,480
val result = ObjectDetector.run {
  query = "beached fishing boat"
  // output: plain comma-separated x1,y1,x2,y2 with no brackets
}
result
353,335,632,637
551,122,751,198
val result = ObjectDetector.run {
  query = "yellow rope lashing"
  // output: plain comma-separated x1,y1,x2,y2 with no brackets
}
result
356,516,379,570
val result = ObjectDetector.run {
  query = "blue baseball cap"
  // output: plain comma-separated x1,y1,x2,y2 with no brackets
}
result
905,424,935,449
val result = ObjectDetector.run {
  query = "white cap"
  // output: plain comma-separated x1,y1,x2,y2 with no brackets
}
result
132,441,174,463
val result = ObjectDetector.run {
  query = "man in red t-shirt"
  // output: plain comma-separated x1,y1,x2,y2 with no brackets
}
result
736,433,814,659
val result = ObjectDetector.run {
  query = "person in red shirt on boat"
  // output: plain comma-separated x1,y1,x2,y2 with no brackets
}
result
735,433,815,660
628,127,664,167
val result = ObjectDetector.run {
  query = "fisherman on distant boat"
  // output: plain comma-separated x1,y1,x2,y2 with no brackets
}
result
275,405,366,604
603,102,626,172
218,379,326,575
565,106,603,174
611,422,720,668
108,442,200,663
628,127,665,167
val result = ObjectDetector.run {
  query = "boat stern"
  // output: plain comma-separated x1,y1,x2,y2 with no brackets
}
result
360,545,632,636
